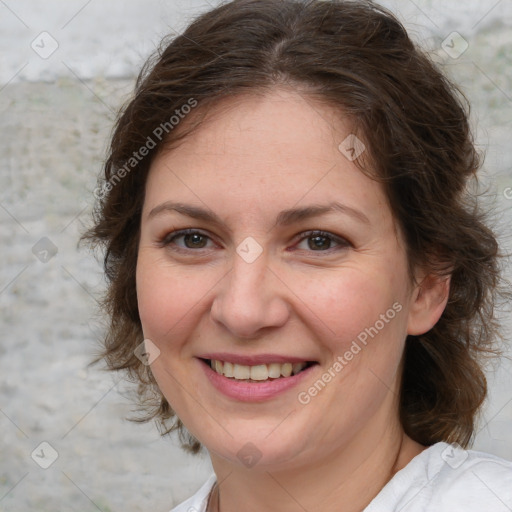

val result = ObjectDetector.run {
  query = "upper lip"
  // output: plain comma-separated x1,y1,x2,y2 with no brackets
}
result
198,353,316,366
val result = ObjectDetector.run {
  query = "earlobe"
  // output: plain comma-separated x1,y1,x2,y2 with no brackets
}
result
407,273,451,336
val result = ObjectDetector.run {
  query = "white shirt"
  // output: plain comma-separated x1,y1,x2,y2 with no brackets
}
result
169,442,512,511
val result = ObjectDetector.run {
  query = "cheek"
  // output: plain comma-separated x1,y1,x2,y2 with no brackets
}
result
307,272,408,414
136,258,164,339
300,266,406,350
135,252,219,346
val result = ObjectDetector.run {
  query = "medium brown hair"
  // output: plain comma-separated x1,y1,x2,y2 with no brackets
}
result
83,0,509,453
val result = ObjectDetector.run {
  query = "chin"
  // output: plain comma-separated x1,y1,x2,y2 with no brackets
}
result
201,425,314,472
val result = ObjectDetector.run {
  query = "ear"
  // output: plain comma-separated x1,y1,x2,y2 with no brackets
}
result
407,272,451,336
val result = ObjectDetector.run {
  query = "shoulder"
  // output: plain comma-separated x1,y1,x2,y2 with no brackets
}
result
169,474,217,512
366,442,512,512
431,443,512,510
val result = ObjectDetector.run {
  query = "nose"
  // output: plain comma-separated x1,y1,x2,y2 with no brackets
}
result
210,251,290,339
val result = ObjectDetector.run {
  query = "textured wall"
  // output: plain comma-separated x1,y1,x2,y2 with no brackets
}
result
0,1,511,510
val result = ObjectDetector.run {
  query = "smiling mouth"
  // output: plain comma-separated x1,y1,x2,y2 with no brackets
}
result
204,359,317,382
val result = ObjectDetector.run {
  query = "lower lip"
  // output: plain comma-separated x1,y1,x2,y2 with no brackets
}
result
199,359,317,402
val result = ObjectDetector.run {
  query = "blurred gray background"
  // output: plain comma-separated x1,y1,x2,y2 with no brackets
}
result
1,1,511,511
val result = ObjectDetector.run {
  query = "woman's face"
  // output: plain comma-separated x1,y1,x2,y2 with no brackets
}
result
136,89,430,470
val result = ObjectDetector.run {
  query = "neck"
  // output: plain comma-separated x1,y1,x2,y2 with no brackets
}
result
208,420,424,512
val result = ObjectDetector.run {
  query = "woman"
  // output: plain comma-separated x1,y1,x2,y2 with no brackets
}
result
83,0,512,510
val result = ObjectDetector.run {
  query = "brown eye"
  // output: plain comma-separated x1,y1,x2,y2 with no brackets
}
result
182,233,208,248
295,230,351,253
161,229,214,251
308,235,332,251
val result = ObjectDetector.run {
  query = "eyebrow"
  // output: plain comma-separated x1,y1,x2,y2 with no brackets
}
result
147,201,370,227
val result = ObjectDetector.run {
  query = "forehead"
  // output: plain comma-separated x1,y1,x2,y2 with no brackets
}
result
144,88,390,226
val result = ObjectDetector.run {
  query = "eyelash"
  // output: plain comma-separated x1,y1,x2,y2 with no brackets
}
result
159,229,351,255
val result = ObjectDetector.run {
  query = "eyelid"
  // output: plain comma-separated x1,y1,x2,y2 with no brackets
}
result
159,228,351,253
292,230,351,251
160,228,216,248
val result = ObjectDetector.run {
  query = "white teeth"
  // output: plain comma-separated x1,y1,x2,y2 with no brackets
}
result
292,363,305,375
223,361,234,378
268,363,282,378
281,363,293,377
209,360,309,380
214,360,223,374
250,365,269,381
233,364,251,380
